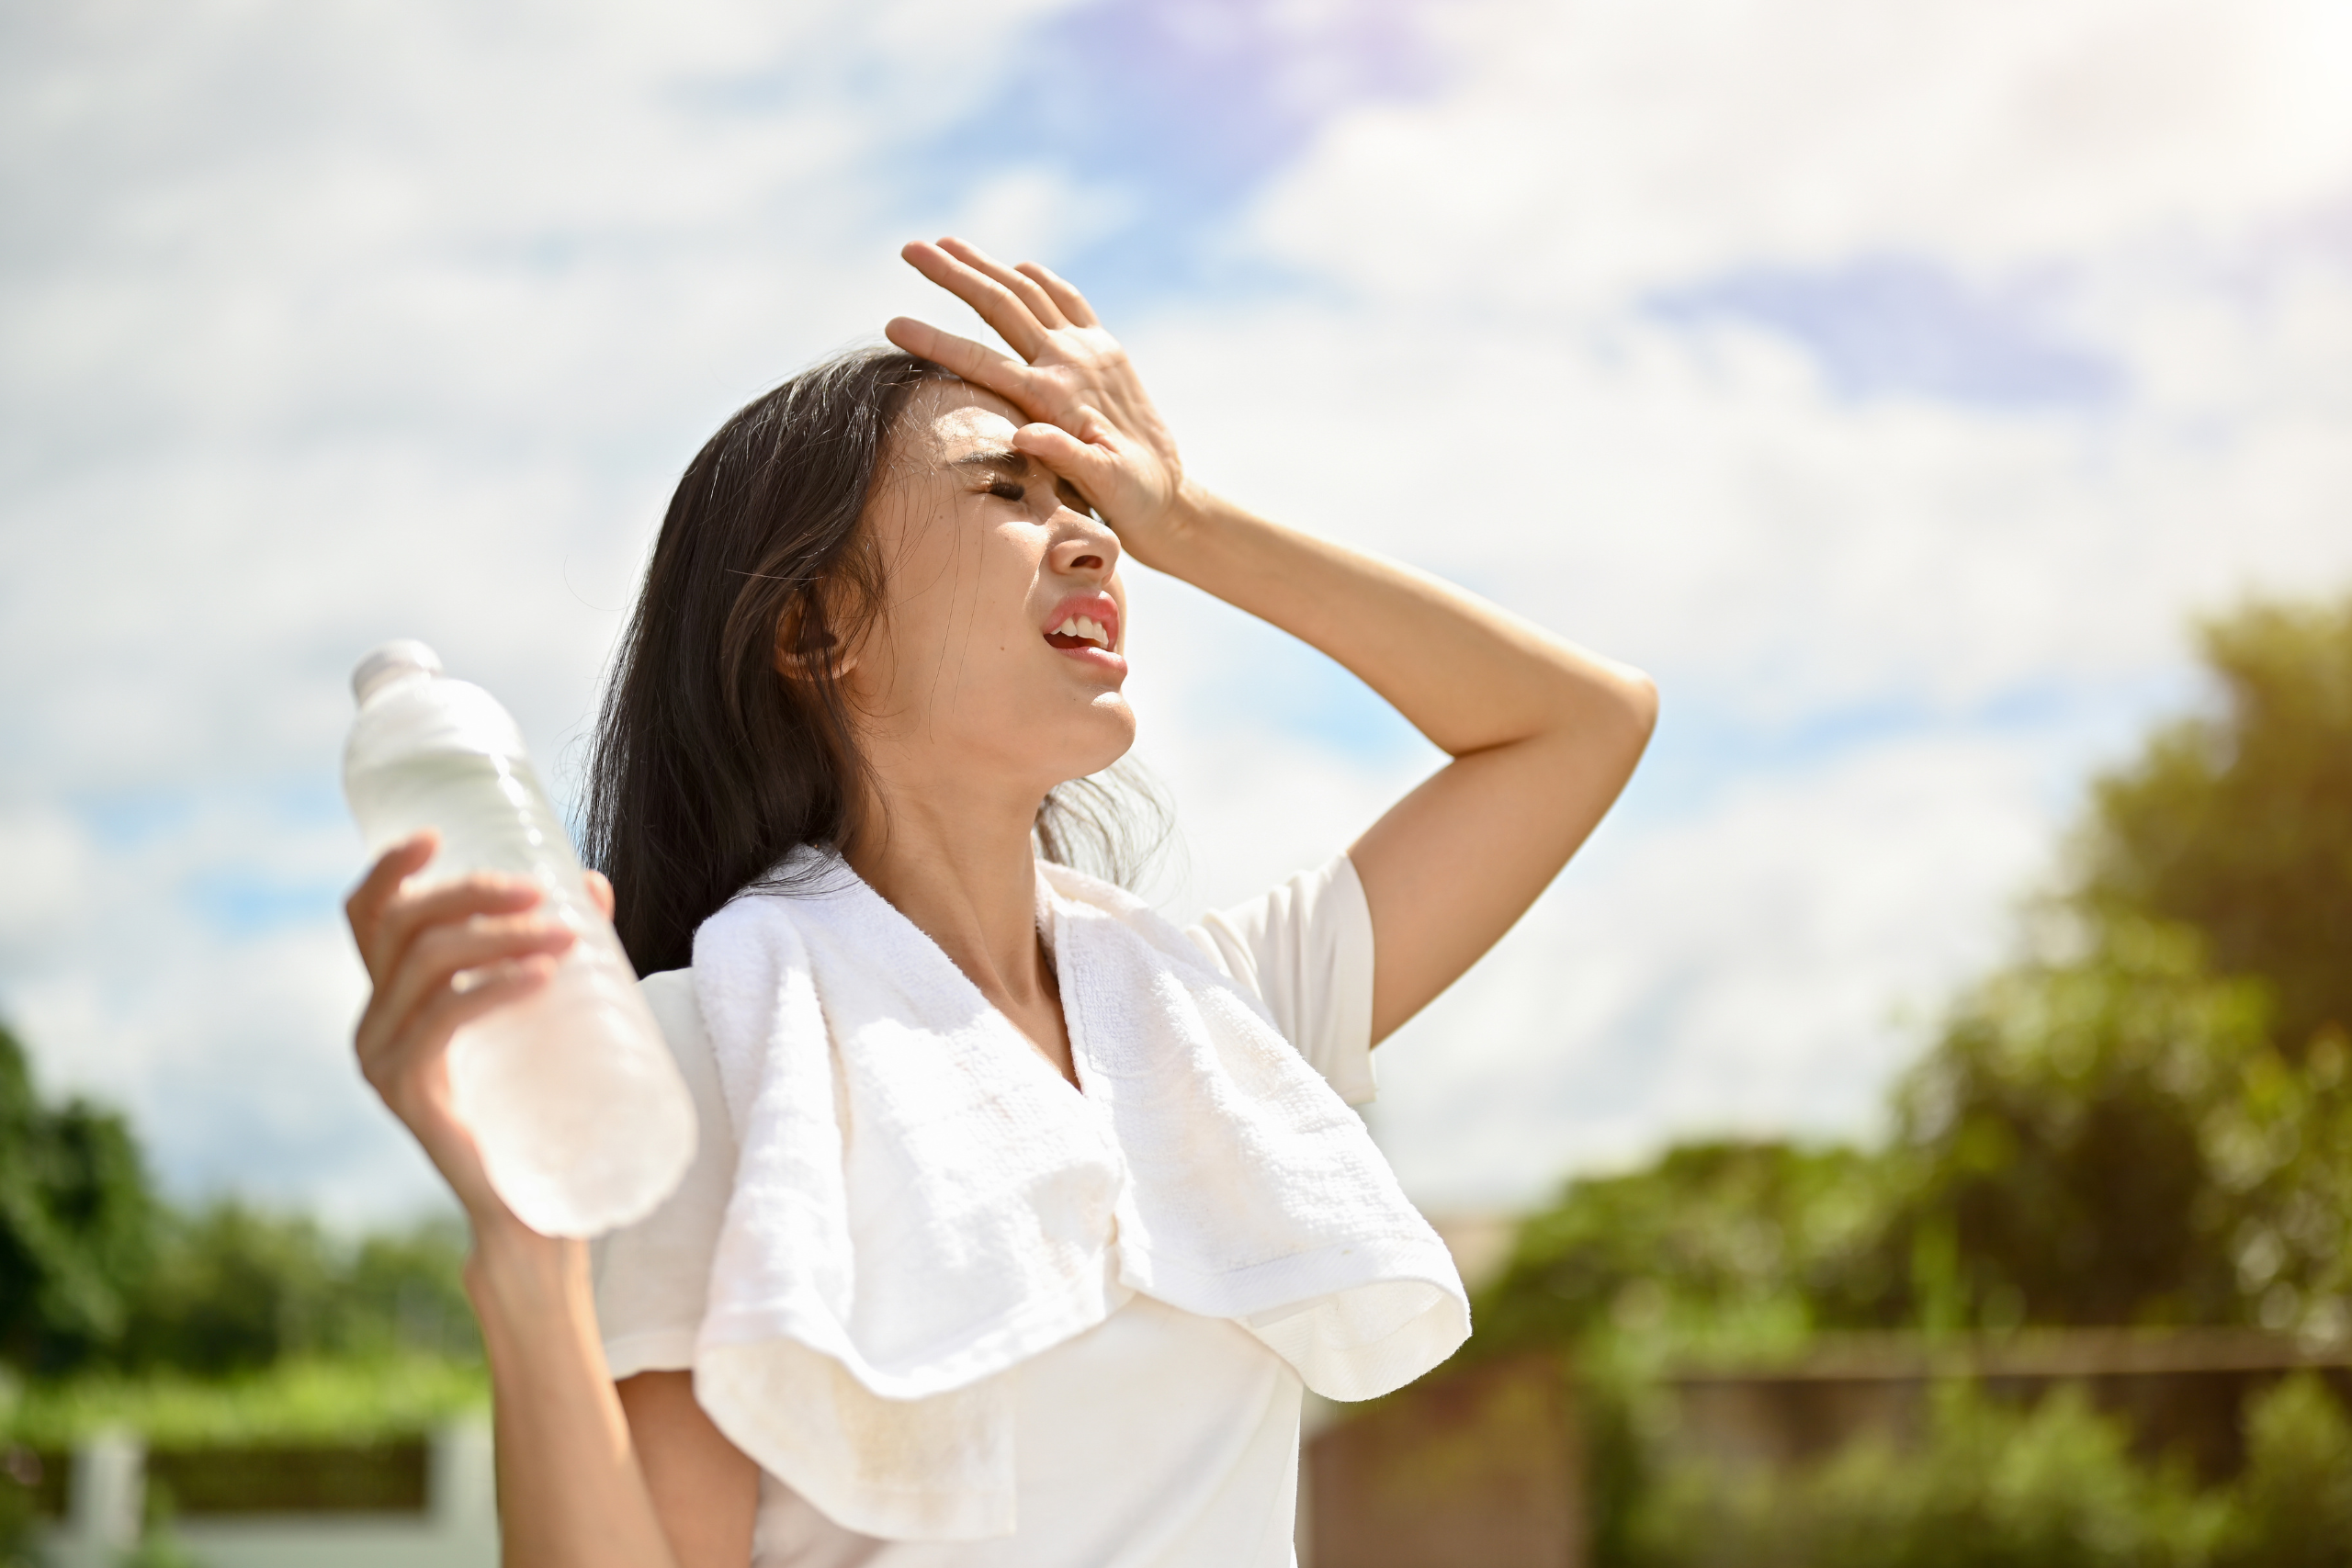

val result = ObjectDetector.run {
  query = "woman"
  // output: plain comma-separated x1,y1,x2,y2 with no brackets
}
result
346,238,1656,1567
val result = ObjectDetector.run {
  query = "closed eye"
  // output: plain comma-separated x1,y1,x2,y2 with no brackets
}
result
988,479,1025,503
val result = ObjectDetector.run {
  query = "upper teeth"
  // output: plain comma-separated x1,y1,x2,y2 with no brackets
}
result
1055,615,1111,649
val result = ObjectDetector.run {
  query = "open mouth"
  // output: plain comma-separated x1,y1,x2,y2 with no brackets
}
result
1042,594,1120,657
1045,613,1115,652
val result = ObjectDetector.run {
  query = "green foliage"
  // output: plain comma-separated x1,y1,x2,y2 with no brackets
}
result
119,1203,335,1376
2080,595,2352,1055
0,1021,157,1376
1,1015,479,1401
1874,917,2352,1337
1624,1374,2352,1568
2211,1372,2352,1568
338,1220,480,1362
1883,921,2268,1329
1633,1383,2224,1568
1875,594,2352,1334
117,1203,476,1376
1475,1142,1901,1359
1,1356,486,1450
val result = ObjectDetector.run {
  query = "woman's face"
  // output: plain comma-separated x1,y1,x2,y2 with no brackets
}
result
844,380,1135,803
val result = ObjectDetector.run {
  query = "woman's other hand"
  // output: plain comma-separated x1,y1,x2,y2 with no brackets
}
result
885,238,1192,565
345,832,612,1231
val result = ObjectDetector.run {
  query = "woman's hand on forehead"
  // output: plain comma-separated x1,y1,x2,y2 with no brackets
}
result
886,238,1192,566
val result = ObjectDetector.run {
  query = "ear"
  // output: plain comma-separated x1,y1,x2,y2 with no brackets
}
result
774,594,860,681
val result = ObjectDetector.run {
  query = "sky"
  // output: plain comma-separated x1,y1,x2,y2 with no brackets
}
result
4,0,2351,1226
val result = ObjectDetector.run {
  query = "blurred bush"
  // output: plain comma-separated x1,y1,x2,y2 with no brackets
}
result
2211,1371,2352,1568
1633,1382,2219,1568
1627,1373,2352,1568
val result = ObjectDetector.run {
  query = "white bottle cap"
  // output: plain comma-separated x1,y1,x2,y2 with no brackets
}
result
352,639,445,706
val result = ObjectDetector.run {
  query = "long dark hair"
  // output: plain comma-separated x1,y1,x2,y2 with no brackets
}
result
582,345,1164,976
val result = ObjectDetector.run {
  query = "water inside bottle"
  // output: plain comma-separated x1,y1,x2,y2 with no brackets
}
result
348,747,695,1234
346,750,584,893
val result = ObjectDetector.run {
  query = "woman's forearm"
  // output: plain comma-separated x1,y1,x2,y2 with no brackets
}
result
1143,486,1656,759
466,1223,680,1568
1141,485,1657,1040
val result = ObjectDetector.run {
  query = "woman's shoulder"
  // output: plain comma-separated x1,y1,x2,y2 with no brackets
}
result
637,967,714,1070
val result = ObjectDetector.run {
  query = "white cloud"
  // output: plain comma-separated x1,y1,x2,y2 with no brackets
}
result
1250,0,2352,305
1372,728,2059,1204
1114,0,2352,1202
6,0,2352,1224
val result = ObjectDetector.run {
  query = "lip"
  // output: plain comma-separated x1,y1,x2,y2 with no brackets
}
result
1041,592,1124,674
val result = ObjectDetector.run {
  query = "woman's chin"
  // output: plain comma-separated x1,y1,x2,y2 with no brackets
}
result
1049,702,1138,782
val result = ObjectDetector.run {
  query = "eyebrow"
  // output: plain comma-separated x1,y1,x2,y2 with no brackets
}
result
948,447,1030,475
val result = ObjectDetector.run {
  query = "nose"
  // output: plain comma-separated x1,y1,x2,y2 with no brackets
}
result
1048,507,1121,583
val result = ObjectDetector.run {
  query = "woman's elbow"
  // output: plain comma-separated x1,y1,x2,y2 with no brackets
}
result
1611,662,1660,739
1583,660,1659,756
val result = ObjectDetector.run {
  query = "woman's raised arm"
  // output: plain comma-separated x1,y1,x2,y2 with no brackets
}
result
887,239,1657,1041
1133,498,1654,1041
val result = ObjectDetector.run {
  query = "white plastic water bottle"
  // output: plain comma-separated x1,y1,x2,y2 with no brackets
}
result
343,640,695,1238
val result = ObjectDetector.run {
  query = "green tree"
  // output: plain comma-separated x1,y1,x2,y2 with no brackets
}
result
1474,1141,1902,1357
119,1201,339,1376
0,1021,155,1374
1877,921,2266,1329
111,1201,481,1375
331,1218,479,1362
1485,593,2352,1347
2079,595,2352,1055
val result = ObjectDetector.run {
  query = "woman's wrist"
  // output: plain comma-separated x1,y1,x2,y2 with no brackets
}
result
464,1214,589,1342
1129,479,1235,579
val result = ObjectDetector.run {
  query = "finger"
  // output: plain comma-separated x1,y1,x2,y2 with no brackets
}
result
365,955,558,1094
884,316,1041,412
1014,261,1099,329
1012,422,1122,516
369,914,576,1054
937,238,1069,330
583,870,616,921
346,832,438,949
365,874,545,985
900,240,1050,361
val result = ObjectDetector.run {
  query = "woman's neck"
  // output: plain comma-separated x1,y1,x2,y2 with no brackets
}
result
843,772,1062,1032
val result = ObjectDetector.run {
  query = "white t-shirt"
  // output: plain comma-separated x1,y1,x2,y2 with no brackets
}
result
592,855,1379,1568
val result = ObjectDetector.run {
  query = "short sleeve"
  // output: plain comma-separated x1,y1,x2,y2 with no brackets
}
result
1184,853,1378,1106
589,968,738,1381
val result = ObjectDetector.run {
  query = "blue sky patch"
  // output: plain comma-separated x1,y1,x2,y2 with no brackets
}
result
888,0,1451,312
1653,255,2125,410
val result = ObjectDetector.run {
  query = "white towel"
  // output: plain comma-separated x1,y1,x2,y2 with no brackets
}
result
687,852,1469,1541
